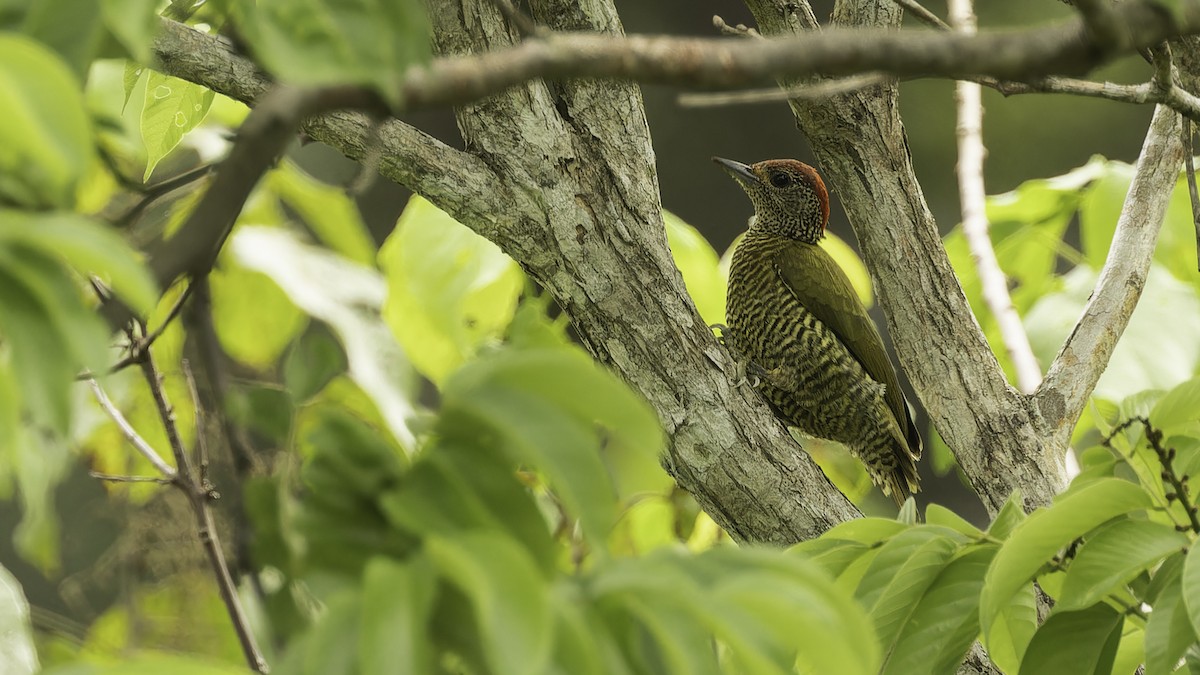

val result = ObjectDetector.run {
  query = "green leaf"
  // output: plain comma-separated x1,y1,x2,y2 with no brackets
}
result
17,0,103,80
1146,555,1197,675
987,491,1027,540
0,210,158,312
819,517,909,545
1018,604,1123,675
380,196,524,384
882,545,996,675
790,538,872,578
210,263,308,369
986,581,1038,673
231,226,418,449
140,70,214,180
441,348,664,544
1180,542,1200,640
855,527,961,651
593,548,878,675
1057,518,1189,611
981,479,1152,638
664,210,726,325
238,0,430,106
1151,377,1200,434
100,0,160,63
381,442,557,574
268,162,376,265
426,531,552,675
0,34,93,208
0,564,36,675
284,325,348,402
925,503,984,538
550,584,622,675
358,556,435,675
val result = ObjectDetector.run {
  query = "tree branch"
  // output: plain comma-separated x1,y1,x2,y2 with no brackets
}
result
949,0,1042,395
1034,103,1183,449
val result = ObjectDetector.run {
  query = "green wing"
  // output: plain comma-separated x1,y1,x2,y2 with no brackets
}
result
773,241,922,457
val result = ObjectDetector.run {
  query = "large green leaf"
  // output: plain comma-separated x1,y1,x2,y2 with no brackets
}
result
1150,377,1200,435
882,545,996,675
231,226,418,450
210,262,308,369
855,527,963,651
0,211,158,313
1057,518,1189,611
985,582,1038,673
140,70,214,180
380,196,524,385
440,348,664,545
238,0,430,106
0,34,93,208
1181,543,1200,641
358,556,436,675
1018,604,1123,675
981,479,1152,637
1145,554,1197,675
426,531,552,675
592,548,878,675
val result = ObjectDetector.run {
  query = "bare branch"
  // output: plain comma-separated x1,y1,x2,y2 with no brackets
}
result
949,0,1042,394
138,349,269,673
895,0,951,31
1186,119,1200,271
713,14,762,39
1035,103,1184,449
677,72,888,106
86,379,177,478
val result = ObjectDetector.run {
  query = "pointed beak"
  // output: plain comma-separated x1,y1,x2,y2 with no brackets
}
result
712,157,758,186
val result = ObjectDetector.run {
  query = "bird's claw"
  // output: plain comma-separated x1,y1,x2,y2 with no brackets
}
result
711,323,766,389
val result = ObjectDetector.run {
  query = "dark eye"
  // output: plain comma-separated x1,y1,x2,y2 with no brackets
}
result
769,172,792,188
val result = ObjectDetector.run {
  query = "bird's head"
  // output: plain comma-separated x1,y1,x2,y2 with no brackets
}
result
712,157,829,243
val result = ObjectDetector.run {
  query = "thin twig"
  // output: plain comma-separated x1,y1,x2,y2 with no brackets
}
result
182,360,214,495
1103,417,1200,534
100,281,196,376
87,378,178,477
894,0,951,31
137,349,269,673
677,72,888,106
89,472,173,485
1186,119,1200,273
116,164,215,228
949,0,1043,394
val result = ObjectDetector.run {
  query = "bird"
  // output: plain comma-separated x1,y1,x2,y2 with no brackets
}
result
713,156,921,506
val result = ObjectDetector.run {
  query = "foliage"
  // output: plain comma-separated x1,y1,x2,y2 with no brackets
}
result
3,2,1200,675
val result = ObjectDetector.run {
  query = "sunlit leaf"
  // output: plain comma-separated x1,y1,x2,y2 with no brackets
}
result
231,226,418,449
664,210,726,325
1057,518,1188,612
380,196,524,385
981,479,1152,637
140,70,214,180
1018,604,1123,675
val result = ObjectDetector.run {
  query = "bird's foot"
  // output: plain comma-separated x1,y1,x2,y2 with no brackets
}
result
710,323,765,388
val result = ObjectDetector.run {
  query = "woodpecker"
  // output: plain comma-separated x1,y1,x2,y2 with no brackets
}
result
714,157,921,505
